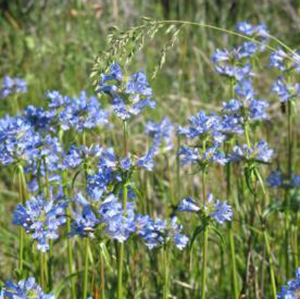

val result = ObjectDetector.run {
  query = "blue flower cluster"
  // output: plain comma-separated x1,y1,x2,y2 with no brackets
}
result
13,195,68,252
178,194,233,225
277,267,300,299
1,277,55,299
230,141,274,163
0,76,27,98
144,117,174,154
98,63,156,120
70,193,188,250
272,76,300,103
267,170,300,189
0,115,39,166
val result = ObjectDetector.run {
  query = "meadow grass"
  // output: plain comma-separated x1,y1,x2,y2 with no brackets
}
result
1,1,300,299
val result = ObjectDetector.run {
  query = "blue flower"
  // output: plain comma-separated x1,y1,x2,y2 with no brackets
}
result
277,267,300,299
177,197,200,212
2,277,55,299
231,141,274,163
71,198,100,238
98,64,155,120
272,77,300,103
99,194,136,242
144,118,174,153
206,194,233,224
13,195,68,252
267,170,283,188
178,111,225,143
0,115,40,166
0,76,27,98
137,147,156,171
269,48,288,71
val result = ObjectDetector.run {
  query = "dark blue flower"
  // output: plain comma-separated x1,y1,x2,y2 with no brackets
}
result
13,195,68,251
0,76,27,98
2,277,55,299
177,197,200,212
277,267,300,299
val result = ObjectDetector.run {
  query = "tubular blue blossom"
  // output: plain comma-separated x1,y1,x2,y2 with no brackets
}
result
236,21,269,48
99,194,135,242
277,267,300,299
269,48,289,71
177,197,201,212
177,111,225,143
71,202,100,238
272,76,300,102
230,141,274,163
267,170,283,188
98,63,156,120
178,145,228,166
0,76,27,98
178,194,233,225
1,277,55,299
13,195,68,252
0,115,40,166
206,194,233,224
144,117,174,153
136,215,188,250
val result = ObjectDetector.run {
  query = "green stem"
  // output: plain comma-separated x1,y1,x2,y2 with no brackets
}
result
117,242,124,299
162,246,170,299
122,121,128,156
17,165,26,278
62,171,77,299
201,227,209,299
263,230,277,299
226,148,239,299
117,184,128,299
100,250,105,299
83,238,90,299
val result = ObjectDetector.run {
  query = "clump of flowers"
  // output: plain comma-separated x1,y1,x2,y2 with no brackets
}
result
13,195,68,251
98,63,156,120
1,277,55,299
144,117,174,154
267,169,300,189
0,76,27,98
277,267,300,299
178,193,233,225
230,141,274,163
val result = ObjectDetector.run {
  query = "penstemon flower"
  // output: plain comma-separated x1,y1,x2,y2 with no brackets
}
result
98,63,156,120
1,277,55,299
0,76,27,99
230,141,274,163
13,195,68,252
277,267,300,299
178,193,233,225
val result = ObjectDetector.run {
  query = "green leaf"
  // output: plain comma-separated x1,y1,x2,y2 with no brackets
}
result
189,224,205,250
210,226,226,250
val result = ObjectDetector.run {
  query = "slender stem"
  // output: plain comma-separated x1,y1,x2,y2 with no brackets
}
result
162,246,170,299
117,120,129,299
122,121,128,156
62,171,76,299
83,237,90,299
263,230,277,299
40,252,45,289
226,145,239,299
201,227,209,299
17,165,26,278
100,250,105,299
118,184,128,299
117,242,124,299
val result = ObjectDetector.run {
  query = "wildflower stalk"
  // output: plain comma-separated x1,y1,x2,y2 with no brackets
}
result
244,124,277,299
117,120,128,299
83,237,90,299
284,100,293,277
62,170,77,299
201,140,208,299
162,245,170,299
100,249,105,299
17,164,27,278
226,144,239,299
